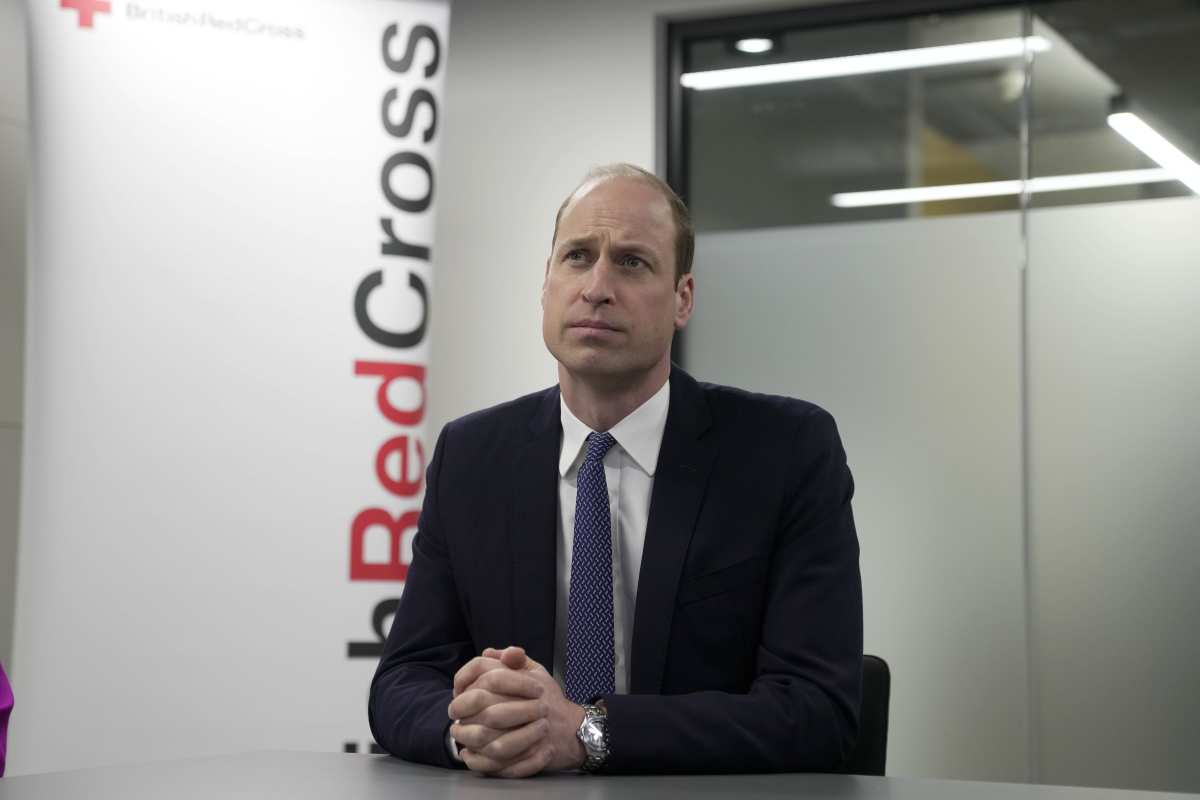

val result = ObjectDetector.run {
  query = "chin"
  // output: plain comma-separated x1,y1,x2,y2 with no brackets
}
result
566,354,664,389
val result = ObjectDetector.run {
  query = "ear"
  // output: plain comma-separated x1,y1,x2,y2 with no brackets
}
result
674,273,694,330
541,258,550,308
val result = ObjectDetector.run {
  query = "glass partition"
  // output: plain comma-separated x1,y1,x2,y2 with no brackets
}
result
668,0,1200,793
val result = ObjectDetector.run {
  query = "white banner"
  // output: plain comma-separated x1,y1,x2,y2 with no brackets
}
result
12,0,446,774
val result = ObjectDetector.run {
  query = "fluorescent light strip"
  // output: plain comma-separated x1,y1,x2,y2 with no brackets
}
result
831,168,1176,208
1108,112,1200,194
681,36,1051,90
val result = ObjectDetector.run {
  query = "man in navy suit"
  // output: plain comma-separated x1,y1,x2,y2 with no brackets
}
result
368,164,862,776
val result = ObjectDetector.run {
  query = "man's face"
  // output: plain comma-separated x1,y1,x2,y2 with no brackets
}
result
542,176,694,388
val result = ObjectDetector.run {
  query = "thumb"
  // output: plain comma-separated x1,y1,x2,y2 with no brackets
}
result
499,646,529,670
481,645,531,670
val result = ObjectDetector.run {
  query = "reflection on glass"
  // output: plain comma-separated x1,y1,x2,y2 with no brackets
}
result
684,8,1026,229
681,1,1200,229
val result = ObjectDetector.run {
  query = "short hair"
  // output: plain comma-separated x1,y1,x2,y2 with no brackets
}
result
550,163,695,281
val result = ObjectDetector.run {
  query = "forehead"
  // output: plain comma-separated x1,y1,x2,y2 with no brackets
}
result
557,177,675,247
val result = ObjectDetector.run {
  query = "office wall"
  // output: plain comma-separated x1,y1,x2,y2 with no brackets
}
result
685,214,1030,782
0,0,28,672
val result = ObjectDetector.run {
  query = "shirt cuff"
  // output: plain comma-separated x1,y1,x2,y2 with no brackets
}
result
445,722,465,763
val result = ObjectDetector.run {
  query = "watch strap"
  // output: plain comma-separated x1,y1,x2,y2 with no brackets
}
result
578,703,610,772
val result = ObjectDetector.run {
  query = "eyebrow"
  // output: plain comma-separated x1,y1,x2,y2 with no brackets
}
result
557,235,660,258
557,235,598,253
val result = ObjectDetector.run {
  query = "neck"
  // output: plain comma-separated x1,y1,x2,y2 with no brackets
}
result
559,357,670,432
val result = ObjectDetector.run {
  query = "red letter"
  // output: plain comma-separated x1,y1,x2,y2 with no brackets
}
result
354,361,426,426
375,435,425,497
350,508,419,581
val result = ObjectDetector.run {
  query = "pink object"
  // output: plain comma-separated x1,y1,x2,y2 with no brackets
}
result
0,661,11,777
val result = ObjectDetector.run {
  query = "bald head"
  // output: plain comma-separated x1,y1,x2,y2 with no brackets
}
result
551,164,695,282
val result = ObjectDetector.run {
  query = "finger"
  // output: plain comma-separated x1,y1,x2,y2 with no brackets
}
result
449,688,525,721
496,744,553,779
477,717,550,765
471,668,543,699
460,697,547,730
453,656,504,697
482,646,527,670
450,720,503,753
460,719,550,773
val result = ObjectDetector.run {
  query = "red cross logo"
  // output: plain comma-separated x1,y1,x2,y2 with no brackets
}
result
61,0,112,28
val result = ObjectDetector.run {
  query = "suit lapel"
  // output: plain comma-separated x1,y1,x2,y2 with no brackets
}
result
630,369,716,694
508,386,561,670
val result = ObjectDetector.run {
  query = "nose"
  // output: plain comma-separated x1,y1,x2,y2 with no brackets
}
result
581,253,616,306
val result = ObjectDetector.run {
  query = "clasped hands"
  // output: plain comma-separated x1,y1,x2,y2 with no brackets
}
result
447,646,587,777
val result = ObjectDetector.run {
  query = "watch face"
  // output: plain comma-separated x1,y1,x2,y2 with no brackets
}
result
581,720,605,750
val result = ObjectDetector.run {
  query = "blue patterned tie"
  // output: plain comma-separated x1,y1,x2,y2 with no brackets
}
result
564,432,617,704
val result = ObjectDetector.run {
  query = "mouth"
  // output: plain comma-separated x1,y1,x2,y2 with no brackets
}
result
569,320,622,333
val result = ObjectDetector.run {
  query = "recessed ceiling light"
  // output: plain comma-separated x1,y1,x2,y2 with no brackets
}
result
735,37,775,54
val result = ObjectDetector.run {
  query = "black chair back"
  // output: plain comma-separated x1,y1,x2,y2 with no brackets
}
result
842,654,891,776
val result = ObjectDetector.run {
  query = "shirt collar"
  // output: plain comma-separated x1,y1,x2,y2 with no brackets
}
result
558,377,671,478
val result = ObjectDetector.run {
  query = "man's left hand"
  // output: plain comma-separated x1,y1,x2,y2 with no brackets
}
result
448,646,586,777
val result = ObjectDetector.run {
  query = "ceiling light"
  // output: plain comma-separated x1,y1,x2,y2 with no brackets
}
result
1107,112,1200,194
735,37,775,54
686,35,1051,91
830,168,1176,208
682,36,1051,90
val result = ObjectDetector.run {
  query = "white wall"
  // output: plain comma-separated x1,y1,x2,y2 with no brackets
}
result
0,0,29,672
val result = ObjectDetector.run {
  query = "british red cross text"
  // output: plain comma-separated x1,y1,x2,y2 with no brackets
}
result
345,21,441,673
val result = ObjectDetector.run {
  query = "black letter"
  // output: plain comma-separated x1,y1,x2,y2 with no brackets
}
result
380,218,431,261
354,269,428,350
346,598,400,659
381,23,440,77
381,87,437,143
381,151,433,213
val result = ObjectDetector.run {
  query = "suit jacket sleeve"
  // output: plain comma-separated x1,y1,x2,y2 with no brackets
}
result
601,408,863,773
368,425,470,769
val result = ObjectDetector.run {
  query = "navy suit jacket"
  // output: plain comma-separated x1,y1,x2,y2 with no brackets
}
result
368,368,863,773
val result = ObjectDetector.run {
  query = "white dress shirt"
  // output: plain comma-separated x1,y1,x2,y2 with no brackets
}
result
448,377,671,760
552,378,670,694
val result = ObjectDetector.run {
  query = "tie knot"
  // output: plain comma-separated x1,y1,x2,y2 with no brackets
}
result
584,432,616,464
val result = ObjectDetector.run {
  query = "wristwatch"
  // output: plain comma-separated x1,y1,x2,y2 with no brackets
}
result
576,702,610,772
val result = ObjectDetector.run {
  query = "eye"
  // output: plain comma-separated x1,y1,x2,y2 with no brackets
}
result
619,254,646,269
564,248,588,264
